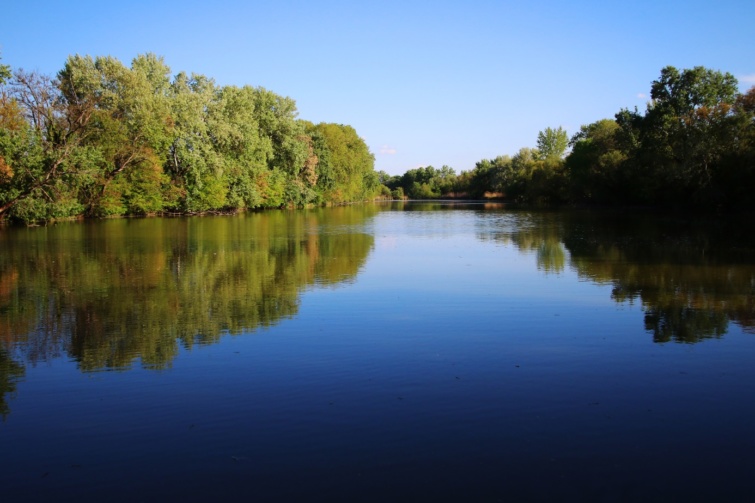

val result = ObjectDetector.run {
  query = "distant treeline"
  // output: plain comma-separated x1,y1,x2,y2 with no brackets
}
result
0,54,380,223
380,66,755,210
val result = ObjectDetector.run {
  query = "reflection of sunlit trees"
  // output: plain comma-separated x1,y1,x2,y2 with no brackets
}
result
0,257,73,364
477,212,567,274
0,348,24,420
0,267,22,345
0,206,376,377
535,241,566,274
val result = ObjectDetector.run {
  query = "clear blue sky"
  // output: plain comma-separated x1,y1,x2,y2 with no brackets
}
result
3,0,754,175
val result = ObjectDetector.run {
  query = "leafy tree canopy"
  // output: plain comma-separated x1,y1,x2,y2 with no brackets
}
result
536,126,568,160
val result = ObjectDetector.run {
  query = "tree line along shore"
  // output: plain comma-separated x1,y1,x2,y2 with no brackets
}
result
380,66,754,210
0,53,379,224
1,55,753,224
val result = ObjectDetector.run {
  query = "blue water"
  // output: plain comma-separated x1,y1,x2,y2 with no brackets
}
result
1,203,754,501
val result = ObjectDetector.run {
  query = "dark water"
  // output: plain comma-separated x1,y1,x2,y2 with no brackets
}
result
1,203,754,502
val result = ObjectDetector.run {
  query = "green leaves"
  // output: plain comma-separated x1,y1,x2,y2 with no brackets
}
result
306,122,376,203
0,53,10,85
650,66,738,115
536,126,568,161
0,53,379,223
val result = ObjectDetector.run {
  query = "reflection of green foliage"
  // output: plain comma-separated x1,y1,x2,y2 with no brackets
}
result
0,348,24,420
0,206,376,376
536,241,566,274
479,211,567,273
566,213,755,342
479,210,755,342
645,306,729,344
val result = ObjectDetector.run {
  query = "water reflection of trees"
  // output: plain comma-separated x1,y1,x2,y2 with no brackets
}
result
0,349,24,420
479,210,755,343
476,212,568,274
0,206,375,386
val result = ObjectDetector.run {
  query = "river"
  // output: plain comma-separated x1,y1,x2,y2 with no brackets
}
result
1,202,754,501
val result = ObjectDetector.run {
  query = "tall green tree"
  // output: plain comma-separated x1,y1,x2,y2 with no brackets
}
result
713,86,755,208
207,85,268,209
252,88,312,207
635,66,740,204
536,126,568,160
308,123,376,203
566,119,627,202
0,68,90,222
165,71,227,212
57,54,175,215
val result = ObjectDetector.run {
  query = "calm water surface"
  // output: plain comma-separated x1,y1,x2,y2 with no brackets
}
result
1,203,754,502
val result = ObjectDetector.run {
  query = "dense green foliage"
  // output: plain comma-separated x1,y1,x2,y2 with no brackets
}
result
382,66,755,210
380,165,459,199
536,126,568,161
0,54,379,223
3,60,752,220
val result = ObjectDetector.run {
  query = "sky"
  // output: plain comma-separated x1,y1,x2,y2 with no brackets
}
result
3,0,754,175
